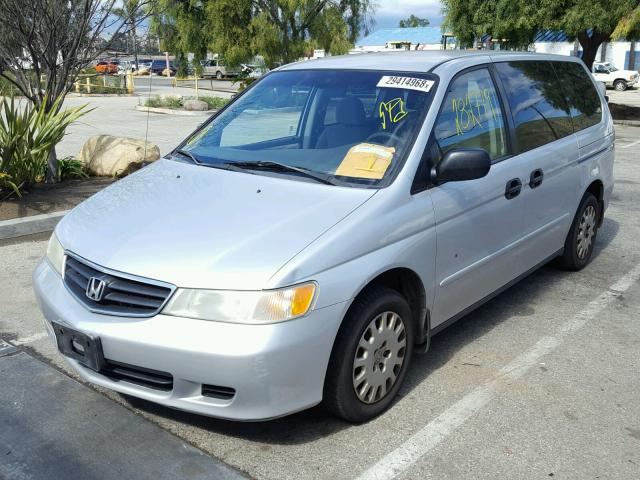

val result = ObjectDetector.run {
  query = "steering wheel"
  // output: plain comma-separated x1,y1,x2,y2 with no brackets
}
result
366,131,402,146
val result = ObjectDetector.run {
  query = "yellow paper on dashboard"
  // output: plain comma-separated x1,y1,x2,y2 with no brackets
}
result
335,143,396,179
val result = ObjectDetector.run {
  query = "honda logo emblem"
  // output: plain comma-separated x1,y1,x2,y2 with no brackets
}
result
86,277,106,302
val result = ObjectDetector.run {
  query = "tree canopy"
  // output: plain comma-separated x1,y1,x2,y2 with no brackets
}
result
442,0,640,68
153,0,375,69
398,14,430,28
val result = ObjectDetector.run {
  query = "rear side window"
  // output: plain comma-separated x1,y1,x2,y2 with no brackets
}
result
552,62,602,131
494,61,573,153
433,68,507,161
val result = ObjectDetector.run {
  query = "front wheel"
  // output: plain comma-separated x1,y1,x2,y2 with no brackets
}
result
614,80,628,91
324,286,414,422
556,192,600,271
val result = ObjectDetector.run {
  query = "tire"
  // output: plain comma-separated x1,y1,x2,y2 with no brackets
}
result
556,192,600,271
324,286,414,423
216,70,223,80
614,80,627,91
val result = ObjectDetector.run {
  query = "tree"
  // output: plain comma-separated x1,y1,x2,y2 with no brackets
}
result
113,0,152,70
398,14,430,28
154,0,375,70
442,0,640,69
151,0,209,76
0,0,152,182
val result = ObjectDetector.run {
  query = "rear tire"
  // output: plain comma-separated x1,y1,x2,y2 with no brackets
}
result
324,286,414,423
216,71,223,80
556,192,600,271
614,79,627,91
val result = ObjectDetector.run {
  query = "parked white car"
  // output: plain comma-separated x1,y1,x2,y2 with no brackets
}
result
592,62,639,91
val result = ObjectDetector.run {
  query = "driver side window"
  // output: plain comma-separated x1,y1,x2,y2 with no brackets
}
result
433,68,507,163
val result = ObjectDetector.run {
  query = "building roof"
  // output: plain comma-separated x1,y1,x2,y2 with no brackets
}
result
356,27,448,47
534,30,570,42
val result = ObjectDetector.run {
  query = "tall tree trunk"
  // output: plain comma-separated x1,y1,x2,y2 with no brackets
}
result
630,41,637,71
577,31,610,70
45,147,58,184
132,21,139,70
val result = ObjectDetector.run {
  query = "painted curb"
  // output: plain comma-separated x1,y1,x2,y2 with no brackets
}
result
135,105,216,116
0,210,69,240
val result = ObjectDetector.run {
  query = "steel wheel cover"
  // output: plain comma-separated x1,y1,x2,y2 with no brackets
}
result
352,311,407,404
577,205,597,259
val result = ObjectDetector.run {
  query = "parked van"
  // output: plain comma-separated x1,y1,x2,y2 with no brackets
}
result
201,57,240,79
34,51,614,422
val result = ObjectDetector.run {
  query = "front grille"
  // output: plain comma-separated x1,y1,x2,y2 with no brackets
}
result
63,254,173,317
100,359,173,391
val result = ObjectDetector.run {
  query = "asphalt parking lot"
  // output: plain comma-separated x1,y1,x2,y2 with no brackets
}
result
1,125,640,480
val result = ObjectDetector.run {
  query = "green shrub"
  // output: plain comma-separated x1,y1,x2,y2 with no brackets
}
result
194,96,229,110
42,156,89,181
143,95,183,109
0,76,17,97
0,96,90,196
143,95,229,110
75,74,127,94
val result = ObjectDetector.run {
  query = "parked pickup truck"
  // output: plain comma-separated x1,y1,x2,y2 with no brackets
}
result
592,61,639,91
201,58,240,79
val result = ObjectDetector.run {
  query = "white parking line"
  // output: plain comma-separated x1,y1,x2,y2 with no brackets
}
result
620,139,640,149
12,331,48,346
356,262,640,480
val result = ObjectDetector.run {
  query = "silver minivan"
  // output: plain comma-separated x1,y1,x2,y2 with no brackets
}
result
34,51,614,422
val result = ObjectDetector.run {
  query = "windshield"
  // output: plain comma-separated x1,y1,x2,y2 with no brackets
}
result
179,69,436,187
596,63,618,72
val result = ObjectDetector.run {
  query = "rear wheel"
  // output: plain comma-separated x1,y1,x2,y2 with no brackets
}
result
216,70,223,80
556,192,600,271
324,286,414,422
614,79,627,91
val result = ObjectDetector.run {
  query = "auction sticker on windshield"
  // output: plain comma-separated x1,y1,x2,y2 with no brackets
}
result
377,76,434,93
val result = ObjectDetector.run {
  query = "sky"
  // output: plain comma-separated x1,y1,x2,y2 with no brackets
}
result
373,0,444,30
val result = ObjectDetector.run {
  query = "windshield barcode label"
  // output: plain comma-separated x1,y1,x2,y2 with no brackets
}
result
377,76,434,93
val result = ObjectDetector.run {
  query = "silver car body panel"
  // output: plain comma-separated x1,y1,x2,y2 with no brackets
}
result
34,51,615,420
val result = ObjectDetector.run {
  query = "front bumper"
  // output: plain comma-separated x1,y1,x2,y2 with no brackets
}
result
33,260,348,421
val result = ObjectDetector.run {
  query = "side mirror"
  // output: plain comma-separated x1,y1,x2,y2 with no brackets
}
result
597,82,607,99
431,148,491,183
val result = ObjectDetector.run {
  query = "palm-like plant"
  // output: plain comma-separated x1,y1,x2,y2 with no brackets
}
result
0,96,91,196
113,0,149,71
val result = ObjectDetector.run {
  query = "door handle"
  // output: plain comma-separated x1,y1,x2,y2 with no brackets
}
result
505,178,522,199
529,169,544,189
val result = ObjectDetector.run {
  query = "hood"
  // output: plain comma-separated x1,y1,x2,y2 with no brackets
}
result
56,159,375,290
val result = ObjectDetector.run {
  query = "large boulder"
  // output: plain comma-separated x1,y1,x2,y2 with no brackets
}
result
183,99,209,111
79,135,160,177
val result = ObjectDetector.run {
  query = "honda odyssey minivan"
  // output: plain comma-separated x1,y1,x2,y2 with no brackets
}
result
34,51,614,422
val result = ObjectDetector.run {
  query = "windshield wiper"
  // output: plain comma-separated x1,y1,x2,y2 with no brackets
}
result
227,161,344,186
175,148,200,165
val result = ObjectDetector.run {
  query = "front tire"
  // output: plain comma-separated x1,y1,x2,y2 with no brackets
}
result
614,79,628,91
556,192,600,271
324,286,414,423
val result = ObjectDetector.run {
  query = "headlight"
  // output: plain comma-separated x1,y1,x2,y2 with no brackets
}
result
46,232,65,276
162,282,317,324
